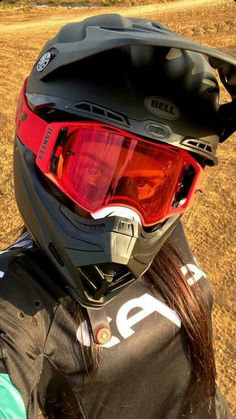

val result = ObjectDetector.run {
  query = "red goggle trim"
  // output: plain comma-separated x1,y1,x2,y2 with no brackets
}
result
16,81,204,227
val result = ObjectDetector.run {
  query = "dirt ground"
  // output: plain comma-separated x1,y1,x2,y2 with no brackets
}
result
0,0,235,416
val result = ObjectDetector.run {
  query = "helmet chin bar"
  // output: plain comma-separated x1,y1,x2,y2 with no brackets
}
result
81,207,147,304
59,204,180,309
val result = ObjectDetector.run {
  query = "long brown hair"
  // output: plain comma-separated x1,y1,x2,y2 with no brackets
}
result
145,239,216,412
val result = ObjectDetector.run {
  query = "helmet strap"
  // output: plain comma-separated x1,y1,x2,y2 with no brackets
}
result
87,307,111,345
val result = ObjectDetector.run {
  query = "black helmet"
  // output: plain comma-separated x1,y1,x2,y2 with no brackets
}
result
14,14,236,311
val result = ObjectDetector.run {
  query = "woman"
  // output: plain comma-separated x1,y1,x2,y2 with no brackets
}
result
0,14,235,419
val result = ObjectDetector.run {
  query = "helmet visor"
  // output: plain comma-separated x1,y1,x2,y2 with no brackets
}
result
17,87,203,226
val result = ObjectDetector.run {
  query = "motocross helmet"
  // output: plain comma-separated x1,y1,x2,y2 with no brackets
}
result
14,14,236,313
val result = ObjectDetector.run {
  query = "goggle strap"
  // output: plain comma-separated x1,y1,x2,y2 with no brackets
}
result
16,81,47,155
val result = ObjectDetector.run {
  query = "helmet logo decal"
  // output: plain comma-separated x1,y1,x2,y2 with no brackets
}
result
36,51,52,72
144,96,181,120
145,122,170,138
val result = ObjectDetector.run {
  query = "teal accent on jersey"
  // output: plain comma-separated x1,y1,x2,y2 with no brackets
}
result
0,373,27,418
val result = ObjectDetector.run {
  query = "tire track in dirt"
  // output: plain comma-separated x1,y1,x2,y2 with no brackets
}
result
0,0,227,33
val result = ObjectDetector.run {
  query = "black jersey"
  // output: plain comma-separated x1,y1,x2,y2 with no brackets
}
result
0,224,232,419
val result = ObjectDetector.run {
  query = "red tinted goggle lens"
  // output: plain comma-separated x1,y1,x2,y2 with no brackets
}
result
16,86,203,226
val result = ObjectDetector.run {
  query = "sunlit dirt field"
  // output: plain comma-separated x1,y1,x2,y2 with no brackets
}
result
0,0,235,415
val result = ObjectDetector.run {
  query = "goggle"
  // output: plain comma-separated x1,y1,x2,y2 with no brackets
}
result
16,85,203,227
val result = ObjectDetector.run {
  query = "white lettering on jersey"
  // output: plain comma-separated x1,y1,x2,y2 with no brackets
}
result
181,263,206,286
76,293,181,349
116,293,181,340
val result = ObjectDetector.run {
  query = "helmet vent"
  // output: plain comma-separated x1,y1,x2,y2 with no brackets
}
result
182,138,213,154
72,102,128,125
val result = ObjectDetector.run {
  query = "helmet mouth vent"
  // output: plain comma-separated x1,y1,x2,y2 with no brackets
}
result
79,263,133,301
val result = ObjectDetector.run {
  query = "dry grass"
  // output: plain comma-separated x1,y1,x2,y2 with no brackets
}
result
0,0,235,415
